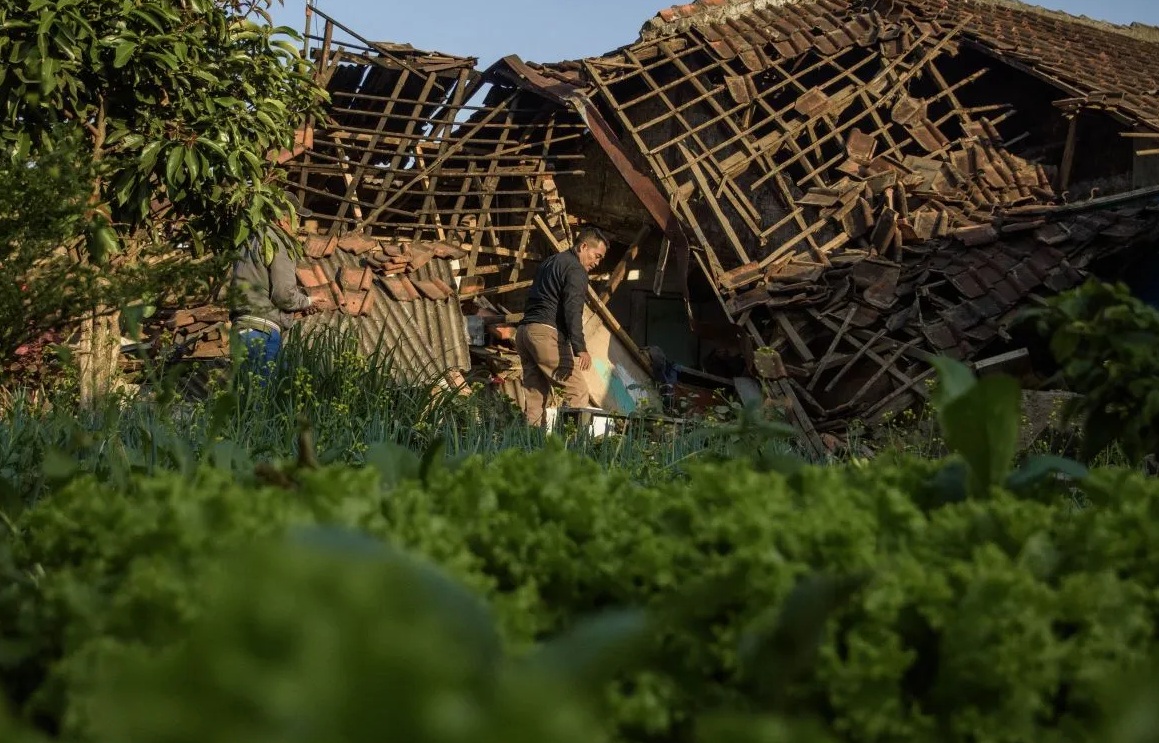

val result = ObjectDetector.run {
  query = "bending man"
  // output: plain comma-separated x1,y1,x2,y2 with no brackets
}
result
229,193,316,377
515,227,608,427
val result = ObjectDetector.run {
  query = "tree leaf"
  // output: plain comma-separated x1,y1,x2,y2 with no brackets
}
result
526,609,652,696
364,441,419,489
938,375,1022,498
930,355,977,411
1006,455,1089,493
183,145,199,183
112,40,137,69
139,140,162,172
164,145,184,187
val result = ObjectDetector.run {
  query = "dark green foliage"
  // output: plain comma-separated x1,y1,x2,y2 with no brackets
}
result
75,539,611,743
1026,279,1159,463
0,132,221,368
0,0,327,388
930,357,1022,497
2,437,1158,742
0,0,326,258
0,134,92,361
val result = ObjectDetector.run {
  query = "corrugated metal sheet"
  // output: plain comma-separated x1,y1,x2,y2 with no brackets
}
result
297,248,471,383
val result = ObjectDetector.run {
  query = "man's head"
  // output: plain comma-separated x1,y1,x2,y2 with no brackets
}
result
572,226,608,273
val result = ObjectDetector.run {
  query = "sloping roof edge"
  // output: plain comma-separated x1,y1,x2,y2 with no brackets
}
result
642,0,1159,44
951,0,1159,44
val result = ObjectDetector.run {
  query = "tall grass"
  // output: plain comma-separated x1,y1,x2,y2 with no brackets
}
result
0,326,771,512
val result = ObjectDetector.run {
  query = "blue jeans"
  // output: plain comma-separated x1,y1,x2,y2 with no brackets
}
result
236,326,282,382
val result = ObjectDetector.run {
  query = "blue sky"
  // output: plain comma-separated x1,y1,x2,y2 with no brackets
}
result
267,0,1159,67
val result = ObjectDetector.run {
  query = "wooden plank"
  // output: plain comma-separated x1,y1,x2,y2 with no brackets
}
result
466,170,501,277
973,348,1030,375
734,377,764,407
508,156,546,283
773,171,830,264
863,367,936,423
483,278,534,295
926,56,976,126
811,312,928,394
836,340,917,411
822,328,888,394
776,378,826,460
358,92,513,228
619,47,742,196
758,214,833,267
665,50,882,180
775,313,814,362
653,237,671,296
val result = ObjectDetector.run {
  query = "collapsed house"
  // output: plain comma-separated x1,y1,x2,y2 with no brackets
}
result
165,0,1159,454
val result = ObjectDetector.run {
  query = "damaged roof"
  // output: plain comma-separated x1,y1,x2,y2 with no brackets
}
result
640,0,1159,128
512,0,1159,453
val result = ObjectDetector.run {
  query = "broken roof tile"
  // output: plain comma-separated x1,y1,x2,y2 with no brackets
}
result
922,320,958,349
953,223,1000,247
846,128,878,164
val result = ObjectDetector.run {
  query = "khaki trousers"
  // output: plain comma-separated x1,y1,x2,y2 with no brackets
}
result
515,323,590,427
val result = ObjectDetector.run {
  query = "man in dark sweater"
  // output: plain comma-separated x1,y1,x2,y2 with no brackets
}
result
515,227,608,427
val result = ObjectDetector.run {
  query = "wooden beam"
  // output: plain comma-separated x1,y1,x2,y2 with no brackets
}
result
1059,115,1078,191
678,143,751,264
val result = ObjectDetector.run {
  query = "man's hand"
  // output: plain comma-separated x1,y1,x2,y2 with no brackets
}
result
576,351,592,371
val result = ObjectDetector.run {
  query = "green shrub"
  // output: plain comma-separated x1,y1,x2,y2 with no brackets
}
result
382,446,1159,743
79,539,613,743
1026,279,1159,463
1,461,512,734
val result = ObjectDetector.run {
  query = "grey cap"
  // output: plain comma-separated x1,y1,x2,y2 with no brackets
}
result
284,191,313,219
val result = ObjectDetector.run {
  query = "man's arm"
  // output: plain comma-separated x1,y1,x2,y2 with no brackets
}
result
269,238,313,312
562,263,588,355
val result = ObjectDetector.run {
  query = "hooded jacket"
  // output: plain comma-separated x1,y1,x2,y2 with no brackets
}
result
229,226,312,332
